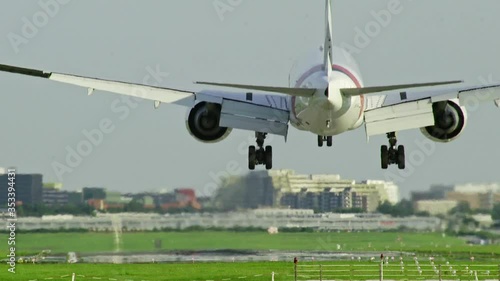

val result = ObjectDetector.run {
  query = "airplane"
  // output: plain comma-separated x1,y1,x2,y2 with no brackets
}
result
1,0,500,170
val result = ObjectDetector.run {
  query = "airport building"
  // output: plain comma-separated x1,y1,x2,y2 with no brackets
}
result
42,183,82,206
0,173,43,206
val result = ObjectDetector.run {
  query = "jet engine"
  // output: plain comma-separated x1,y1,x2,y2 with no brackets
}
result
421,100,467,143
186,102,231,143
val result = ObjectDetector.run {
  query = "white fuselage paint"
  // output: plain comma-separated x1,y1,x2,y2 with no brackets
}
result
289,61,365,137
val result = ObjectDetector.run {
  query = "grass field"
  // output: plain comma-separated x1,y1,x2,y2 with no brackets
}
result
0,260,498,281
3,231,500,257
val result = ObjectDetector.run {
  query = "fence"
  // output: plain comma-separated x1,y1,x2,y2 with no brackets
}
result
294,261,500,281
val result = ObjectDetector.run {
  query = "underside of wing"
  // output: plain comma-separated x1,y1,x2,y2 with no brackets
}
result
0,63,292,139
219,99,289,137
364,99,435,138
363,82,500,139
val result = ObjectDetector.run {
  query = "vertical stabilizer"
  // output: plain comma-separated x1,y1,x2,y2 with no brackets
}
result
324,0,333,74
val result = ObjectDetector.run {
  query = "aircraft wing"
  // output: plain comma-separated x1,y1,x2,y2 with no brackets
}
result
0,63,291,137
363,82,500,138
0,63,195,107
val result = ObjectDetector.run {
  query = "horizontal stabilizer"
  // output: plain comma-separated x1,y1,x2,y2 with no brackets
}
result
341,80,463,96
495,99,500,108
196,82,317,97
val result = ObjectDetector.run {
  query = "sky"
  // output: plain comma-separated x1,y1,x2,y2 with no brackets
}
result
1,0,499,199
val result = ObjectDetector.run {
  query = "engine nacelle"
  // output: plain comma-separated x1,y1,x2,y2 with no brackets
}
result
421,100,467,143
186,102,231,143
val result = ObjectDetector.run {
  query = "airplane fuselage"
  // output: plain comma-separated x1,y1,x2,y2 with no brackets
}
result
290,63,365,136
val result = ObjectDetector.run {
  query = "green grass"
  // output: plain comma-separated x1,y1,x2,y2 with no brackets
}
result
0,261,498,281
3,231,500,257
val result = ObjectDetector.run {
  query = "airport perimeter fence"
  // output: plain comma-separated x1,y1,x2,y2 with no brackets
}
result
293,261,500,281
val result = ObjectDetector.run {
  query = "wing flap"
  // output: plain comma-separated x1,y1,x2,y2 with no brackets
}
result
221,99,289,122
364,99,434,137
220,99,289,137
220,115,289,137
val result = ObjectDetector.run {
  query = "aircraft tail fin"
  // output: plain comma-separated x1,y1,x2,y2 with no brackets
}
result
324,0,333,74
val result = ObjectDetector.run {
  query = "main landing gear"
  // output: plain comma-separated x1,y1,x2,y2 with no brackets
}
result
317,135,333,147
248,132,272,170
381,132,405,170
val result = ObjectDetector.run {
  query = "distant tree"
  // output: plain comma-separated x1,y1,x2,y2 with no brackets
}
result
492,203,500,220
473,208,492,215
415,211,431,217
124,200,147,212
18,204,94,217
377,200,414,217
395,199,414,217
449,201,472,215
377,201,394,215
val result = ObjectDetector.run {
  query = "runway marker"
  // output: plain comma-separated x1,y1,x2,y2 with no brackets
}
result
254,274,263,277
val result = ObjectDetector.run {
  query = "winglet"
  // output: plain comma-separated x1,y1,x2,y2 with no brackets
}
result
0,63,52,78
495,99,500,107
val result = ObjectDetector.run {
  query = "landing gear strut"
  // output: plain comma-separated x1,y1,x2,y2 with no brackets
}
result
248,132,272,170
381,132,405,170
317,136,333,147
